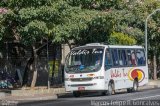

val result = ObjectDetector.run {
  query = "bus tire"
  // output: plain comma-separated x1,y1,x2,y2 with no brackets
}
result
107,82,115,96
127,88,132,93
101,91,107,96
73,91,81,97
132,80,138,92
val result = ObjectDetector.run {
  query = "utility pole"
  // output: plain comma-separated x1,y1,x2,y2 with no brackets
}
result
47,36,50,89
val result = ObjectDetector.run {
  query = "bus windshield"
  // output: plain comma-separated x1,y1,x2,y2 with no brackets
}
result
65,47,104,73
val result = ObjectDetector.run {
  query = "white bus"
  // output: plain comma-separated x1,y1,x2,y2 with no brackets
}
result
64,43,148,97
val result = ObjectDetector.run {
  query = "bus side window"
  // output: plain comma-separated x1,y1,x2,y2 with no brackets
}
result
105,49,112,69
131,50,137,66
112,49,119,66
136,49,146,66
118,49,123,66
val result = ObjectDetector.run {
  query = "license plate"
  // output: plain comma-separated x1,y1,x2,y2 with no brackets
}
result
78,86,85,90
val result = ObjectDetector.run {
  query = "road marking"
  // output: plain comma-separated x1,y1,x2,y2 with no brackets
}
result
129,95,160,100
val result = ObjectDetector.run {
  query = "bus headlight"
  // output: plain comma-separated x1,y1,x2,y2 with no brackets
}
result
87,74,95,77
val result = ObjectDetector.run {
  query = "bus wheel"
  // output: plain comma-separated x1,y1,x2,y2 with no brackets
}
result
73,91,81,97
107,83,115,96
101,91,107,96
127,88,132,93
132,80,138,92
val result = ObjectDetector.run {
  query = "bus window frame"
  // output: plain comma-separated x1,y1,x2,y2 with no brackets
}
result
118,49,128,67
111,48,119,67
118,49,124,66
105,48,113,70
110,48,146,68
104,47,146,69
121,49,128,66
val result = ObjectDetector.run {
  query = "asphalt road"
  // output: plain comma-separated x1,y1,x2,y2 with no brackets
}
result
19,88,160,106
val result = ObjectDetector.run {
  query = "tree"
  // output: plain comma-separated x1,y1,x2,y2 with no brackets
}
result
65,0,136,46
1,0,159,89
72,13,115,45
0,0,118,88
0,0,75,88
66,0,123,10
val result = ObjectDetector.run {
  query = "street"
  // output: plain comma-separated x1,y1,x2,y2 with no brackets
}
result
19,88,160,106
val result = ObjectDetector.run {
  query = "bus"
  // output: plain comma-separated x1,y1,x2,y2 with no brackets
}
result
64,43,148,97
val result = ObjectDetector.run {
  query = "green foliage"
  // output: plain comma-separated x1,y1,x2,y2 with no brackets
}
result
53,8,115,44
0,0,73,44
74,14,115,45
110,0,160,46
1,0,116,45
20,20,48,44
109,32,136,45
0,0,160,49
53,7,96,42
7,0,53,9
66,0,123,10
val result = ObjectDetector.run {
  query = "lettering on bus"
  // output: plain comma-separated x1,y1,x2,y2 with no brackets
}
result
111,69,121,78
111,69,128,78
111,68,145,83
92,49,103,54
71,50,90,55
70,49,103,55
123,69,128,77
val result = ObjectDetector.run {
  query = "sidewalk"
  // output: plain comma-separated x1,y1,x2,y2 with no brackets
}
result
138,80,160,90
0,87,65,105
0,80,160,105
147,79,160,87
0,93,57,105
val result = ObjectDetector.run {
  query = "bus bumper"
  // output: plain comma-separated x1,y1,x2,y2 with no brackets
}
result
65,80,105,92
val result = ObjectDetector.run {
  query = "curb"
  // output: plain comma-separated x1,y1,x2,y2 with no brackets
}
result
16,95,57,101
17,94,57,104
138,85,159,90
11,88,65,96
0,94,58,105
17,99,57,105
0,92,8,98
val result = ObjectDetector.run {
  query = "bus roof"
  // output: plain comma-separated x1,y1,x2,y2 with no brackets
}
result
72,43,144,50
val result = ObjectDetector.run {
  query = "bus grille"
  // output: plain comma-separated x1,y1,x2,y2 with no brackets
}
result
70,78,92,82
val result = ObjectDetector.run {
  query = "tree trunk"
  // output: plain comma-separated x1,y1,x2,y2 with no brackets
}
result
31,46,38,89
22,46,34,86
153,53,157,80
31,68,38,89
22,57,34,86
30,41,52,89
